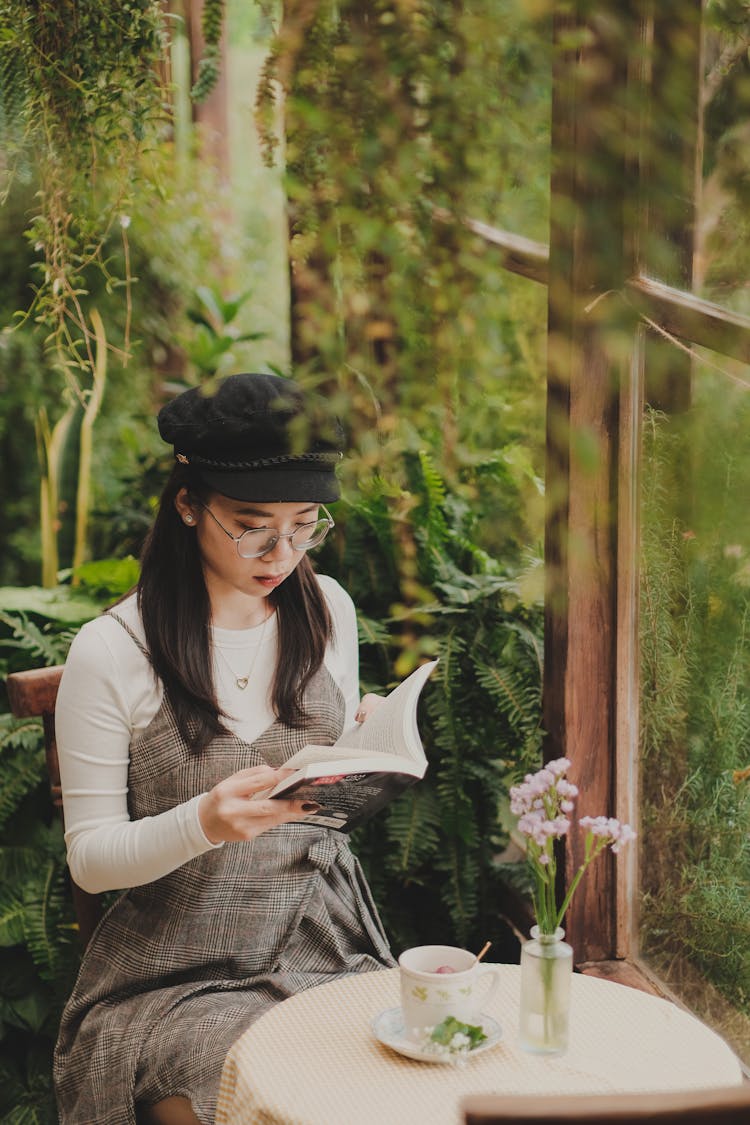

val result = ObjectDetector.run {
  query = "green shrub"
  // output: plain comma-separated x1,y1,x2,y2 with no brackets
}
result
639,392,750,1046
0,568,132,1119
320,451,543,952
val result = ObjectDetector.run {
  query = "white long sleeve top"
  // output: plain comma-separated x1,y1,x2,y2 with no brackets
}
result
55,575,361,894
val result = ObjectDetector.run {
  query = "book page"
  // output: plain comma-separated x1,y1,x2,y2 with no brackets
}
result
272,753,423,792
254,657,436,810
279,744,380,770
282,658,437,771
331,658,437,762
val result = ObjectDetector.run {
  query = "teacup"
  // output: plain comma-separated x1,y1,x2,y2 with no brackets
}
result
398,944,500,1042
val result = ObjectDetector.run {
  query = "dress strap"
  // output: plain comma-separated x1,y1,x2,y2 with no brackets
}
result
106,610,150,659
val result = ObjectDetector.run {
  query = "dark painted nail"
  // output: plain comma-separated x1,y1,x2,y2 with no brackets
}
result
301,802,321,813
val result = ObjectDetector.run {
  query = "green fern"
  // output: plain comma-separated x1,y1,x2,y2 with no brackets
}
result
0,1046,58,1123
356,613,390,649
474,661,533,731
383,785,442,872
0,883,26,947
22,860,71,982
417,449,447,514
0,716,45,830
0,840,77,986
319,444,546,950
432,827,480,945
0,610,73,666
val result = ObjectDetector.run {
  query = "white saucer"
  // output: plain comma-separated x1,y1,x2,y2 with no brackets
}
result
371,1008,503,1064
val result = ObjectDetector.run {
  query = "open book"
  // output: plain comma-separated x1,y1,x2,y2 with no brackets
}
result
259,658,438,832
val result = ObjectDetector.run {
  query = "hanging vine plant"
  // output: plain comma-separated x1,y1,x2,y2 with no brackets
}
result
190,0,225,103
0,0,169,371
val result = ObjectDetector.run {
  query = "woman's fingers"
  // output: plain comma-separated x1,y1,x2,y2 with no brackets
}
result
354,692,385,723
198,768,319,844
226,765,295,796
251,797,322,819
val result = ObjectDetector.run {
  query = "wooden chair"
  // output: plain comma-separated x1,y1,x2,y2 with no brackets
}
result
5,664,104,946
461,1084,750,1125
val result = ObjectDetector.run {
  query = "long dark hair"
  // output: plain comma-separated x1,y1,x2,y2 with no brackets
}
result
137,465,333,751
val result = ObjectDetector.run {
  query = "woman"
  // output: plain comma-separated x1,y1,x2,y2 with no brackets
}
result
53,373,394,1125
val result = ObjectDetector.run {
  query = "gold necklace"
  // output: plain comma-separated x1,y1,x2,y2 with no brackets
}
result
214,611,271,691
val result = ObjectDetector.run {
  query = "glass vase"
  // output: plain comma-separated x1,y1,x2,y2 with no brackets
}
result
518,924,573,1056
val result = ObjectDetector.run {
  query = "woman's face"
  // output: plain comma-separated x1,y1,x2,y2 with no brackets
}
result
175,488,319,604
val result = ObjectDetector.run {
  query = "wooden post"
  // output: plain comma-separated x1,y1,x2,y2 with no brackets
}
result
544,2,634,961
544,1,704,962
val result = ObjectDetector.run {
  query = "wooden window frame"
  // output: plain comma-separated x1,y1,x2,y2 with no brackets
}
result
441,1,750,991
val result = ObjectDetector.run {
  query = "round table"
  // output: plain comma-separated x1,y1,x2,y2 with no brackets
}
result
215,965,743,1125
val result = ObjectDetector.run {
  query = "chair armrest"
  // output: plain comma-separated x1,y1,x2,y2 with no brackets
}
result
6,665,65,717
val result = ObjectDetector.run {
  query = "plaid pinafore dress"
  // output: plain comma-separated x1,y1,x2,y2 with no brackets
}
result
53,614,394,1124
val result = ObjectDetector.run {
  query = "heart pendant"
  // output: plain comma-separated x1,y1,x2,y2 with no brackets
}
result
236,676,249,690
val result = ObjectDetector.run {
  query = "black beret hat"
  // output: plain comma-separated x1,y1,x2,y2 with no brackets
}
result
157,373,345,502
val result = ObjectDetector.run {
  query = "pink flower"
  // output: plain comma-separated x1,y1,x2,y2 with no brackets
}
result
579,815,608,835
513,760,636,934
579,815,636,852
611,823,636,853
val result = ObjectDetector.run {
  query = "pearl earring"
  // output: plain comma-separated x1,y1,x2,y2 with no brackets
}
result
184,515,194,525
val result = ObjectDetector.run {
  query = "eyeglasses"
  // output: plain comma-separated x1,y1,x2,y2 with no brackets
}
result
194,501,335,559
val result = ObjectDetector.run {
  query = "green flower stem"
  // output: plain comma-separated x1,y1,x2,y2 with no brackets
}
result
541,947,555,1045
533,848,558,934
538,832,608,934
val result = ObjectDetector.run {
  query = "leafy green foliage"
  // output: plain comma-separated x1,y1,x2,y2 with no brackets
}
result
695,5,750,315
639,393,750,1050
258,0,549,562
191,0,225,103
0,0,168,358
0,611,75,670
0,828,77,987
0,143,250,588
320,452,543,953
68,556,140,601
0,1040,59,1125
183,286,267,382
0,716,45,831
0,0,550,1113
0,582,116,1113
0,797,79,1120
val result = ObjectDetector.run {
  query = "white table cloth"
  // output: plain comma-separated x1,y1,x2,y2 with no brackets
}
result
215,965,743,1125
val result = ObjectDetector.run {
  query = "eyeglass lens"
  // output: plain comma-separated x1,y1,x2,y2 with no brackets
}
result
237,518,331,558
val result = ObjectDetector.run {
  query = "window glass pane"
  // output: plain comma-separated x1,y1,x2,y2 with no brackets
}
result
462,0,551,243
638,349,750,1064
697,8,750,317
638,4,703,290
642,5,750,320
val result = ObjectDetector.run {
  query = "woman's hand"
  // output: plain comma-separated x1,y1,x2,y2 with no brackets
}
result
354,692,384,724
198,765,320,845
